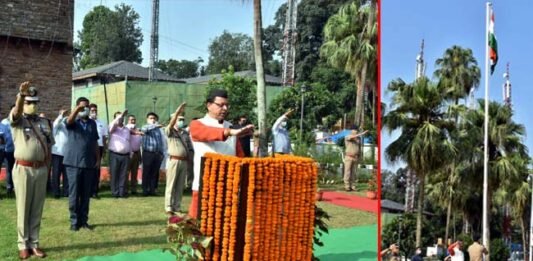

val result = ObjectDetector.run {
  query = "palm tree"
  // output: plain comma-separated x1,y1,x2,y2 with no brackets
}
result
433,46,481,243
384,76,456,247
461,100,528,259
320,0,377,128
434,46,481,105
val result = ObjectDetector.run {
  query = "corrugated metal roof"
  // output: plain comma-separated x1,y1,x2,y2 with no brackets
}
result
72,61,184,83
180,70,283,85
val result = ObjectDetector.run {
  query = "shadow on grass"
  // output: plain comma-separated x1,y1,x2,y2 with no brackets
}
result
45,235,167,252
93,219,163,228
317,251,377,261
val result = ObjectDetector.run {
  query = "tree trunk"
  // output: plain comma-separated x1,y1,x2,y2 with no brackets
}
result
253,0,267,157
521,217,527,261
416,174,426,247
445,189,453,245
355,62,367,128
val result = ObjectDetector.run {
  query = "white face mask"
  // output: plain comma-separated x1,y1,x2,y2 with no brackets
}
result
89,112,97,119
177,120,185,128
281,121,287,128
126,123,135,129
78,107,90,118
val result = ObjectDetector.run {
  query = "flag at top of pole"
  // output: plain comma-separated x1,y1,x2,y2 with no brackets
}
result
488,5,498,75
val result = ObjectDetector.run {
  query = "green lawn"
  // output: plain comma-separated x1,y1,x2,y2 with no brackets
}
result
0,183,376,260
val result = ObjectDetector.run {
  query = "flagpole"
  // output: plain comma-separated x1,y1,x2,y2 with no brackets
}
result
482,1,491,254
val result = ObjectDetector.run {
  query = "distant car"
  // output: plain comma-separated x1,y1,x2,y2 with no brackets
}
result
508,250,524,261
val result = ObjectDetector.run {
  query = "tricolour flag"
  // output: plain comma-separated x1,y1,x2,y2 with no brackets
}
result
488,7,498,75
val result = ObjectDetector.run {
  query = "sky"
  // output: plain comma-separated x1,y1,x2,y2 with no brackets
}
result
381,0,533,171
73,0,286,66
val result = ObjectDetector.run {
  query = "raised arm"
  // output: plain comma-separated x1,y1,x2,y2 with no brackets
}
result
66,105,86,126
167,102,186,130
11,81,31,122
272,109,294,131
189,120,254,142
109,109,128,133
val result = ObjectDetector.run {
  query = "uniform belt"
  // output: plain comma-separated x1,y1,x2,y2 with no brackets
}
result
16,159,46,168
170,155,187,161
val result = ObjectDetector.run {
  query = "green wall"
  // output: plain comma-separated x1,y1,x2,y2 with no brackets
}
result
72,80,285,125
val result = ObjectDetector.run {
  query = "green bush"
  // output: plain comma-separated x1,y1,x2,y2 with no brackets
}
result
490,238,510,261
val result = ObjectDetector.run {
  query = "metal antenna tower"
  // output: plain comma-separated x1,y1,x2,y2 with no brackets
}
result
503,62,511,107
404,40,426,213
149,0,159,82
281,0,298,87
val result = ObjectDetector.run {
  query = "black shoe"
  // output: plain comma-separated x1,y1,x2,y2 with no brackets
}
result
80,223,93,230
70,225,79,231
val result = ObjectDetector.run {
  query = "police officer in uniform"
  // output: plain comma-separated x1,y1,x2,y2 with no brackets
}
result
10,81,54,259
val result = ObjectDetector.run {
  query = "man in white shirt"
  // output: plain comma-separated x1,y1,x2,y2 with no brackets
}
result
51,109,70,198
89,104,108,198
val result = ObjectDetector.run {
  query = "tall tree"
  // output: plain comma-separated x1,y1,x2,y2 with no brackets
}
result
252,0,268,157
79,4,143,69
384,77,456,247
156,57,203,78
434,46,481,105
206,30,254,74
320,1,377,128
461,100,528,258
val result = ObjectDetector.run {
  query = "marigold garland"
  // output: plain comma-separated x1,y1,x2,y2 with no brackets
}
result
199,153,318,261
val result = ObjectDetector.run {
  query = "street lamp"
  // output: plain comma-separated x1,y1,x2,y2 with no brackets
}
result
152,96,158,112
526,174,533,261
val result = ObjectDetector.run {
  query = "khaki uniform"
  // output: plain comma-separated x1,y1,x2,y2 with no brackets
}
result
164,126,188,212
344,134,361,190
467,242,487,261
10,113,54,250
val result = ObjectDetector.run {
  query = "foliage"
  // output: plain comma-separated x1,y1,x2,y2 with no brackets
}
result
164,213,213,261
78,4,143,69
312,205,330,261
206,30,255,74
156,58,204,78
204,67,257,124
320,1,377,127
367,171,377,192
490,238,510,261
380,168,407,205
268,83,343,145
382,213,437,257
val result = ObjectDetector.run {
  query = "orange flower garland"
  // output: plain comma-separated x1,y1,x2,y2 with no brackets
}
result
199,153,317,261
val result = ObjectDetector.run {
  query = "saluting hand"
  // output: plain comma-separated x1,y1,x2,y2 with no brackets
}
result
19,81,31,95
284,108,295,118
175,102,187,115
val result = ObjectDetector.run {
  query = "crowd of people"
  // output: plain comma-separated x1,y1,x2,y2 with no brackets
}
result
2,83,320,259
380,237,489,261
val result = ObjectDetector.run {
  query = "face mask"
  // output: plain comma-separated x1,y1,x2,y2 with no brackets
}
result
177,120,185,128
78,107,90,118
89,112,97,119
148,119,157,125
23,104,38,115
126,123,135,129
416,250,421,255
281,121,287,128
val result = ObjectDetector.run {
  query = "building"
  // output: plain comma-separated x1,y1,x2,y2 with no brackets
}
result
72,62,285,125
0,0,73,117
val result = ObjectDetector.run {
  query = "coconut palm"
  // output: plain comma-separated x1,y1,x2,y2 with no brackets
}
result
384,76,456,247
320,0,377,128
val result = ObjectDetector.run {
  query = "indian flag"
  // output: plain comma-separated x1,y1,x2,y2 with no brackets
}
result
488,7,498,75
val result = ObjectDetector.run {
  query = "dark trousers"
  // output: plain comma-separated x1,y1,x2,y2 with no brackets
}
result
51,154,68,197
91,147,104,196
109,151,130,197
142,151,163,195
0,150,15,192
66,166,94,226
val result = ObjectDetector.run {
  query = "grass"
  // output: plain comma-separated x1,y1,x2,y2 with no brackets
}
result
0,182,376,261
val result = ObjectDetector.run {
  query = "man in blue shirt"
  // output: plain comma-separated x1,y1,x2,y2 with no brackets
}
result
140,112,165,196
272,109,294,155
1,108,16,197
63,97,100,231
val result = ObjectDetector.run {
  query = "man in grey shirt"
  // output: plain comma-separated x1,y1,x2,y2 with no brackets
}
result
272,109,294,155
